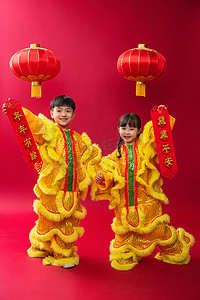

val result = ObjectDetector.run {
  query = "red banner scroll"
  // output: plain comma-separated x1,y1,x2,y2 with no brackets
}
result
150,105,178,179
6,98,43,172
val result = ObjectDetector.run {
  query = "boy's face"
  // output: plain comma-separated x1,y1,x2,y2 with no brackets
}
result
50,106,75,130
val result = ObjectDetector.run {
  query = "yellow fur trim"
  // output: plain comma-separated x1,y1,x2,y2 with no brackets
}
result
33,115,67,196
132,122,168,203
100,154,117,170
29,228,53,252
87,144,102,175
177,227,195,247
110,224,194,263
110,252,139,270
110,168,125,208
110,251,137,261
55,191,77,218
110,239,156,258
36,152,66,195
51,158,66,182
34,193,86,225
50,236,77,257
33,200,62,222
111,259,138,271
90,144,102,164
37,178,58,195
43,254,79,267
78,170,91,192
136,122,169,203
34,184,41,198
111,218,130,234
31,225,84,244
157,225,177,246
156,228,194,265
39,144,54,176
155,245,190,264
110,250,139,270
99,156,125,208
120,206,170,234
73,205,87,219
79,137,101,193
79,133,98,193
136,157,168,203
47,146,60,161
38,114,60,144
27,247,50,258
80,133,93,162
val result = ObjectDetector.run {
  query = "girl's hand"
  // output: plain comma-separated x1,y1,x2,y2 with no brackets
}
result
95,173,105,183
157,104,167,113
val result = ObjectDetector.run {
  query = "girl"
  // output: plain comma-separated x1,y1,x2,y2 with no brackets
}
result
93,111,194,271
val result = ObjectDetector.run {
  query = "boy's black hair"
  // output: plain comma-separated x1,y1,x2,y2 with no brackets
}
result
50,95,76,111
117,113,141,158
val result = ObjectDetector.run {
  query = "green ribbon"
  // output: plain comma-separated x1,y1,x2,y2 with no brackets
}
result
127,144,135,206
64,131,74,191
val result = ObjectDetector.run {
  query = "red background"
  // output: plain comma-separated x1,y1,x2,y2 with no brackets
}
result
0,0,200,299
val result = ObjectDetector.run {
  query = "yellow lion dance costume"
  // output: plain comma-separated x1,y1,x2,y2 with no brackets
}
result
92,118,194,271
23,108,100,267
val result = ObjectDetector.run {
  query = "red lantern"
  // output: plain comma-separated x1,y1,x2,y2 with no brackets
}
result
117,44,166,97
9,44,61,98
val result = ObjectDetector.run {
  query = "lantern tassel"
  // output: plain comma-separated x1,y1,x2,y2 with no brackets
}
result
136,81,146,97
31,82,42,98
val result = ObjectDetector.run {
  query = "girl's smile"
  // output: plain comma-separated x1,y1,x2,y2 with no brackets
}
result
119,124,140,144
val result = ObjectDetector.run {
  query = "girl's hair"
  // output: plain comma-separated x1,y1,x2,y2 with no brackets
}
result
117,113,141,158
50,95,76,111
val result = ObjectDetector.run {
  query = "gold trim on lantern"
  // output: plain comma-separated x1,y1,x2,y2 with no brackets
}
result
30,43,40,48
138,44,147,48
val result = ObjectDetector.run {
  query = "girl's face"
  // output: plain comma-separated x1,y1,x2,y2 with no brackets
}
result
50,106,75,130
119,124,140,144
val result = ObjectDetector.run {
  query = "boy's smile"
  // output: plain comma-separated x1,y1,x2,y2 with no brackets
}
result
50,105,75,130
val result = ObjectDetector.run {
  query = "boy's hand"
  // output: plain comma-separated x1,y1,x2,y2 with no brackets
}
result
95,173,105,183
2,99,14,115
2,103,8,115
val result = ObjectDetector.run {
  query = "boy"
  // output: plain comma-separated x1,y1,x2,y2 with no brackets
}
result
2,95,101,268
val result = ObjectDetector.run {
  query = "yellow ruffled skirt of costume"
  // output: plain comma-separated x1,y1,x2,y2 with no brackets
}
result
109,203,194,271
27,191,86,267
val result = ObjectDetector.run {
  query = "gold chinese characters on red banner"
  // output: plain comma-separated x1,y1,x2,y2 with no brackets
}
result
5,98,43,172
150,105,178,179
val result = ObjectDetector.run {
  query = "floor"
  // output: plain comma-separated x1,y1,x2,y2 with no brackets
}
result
0,190,199,300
